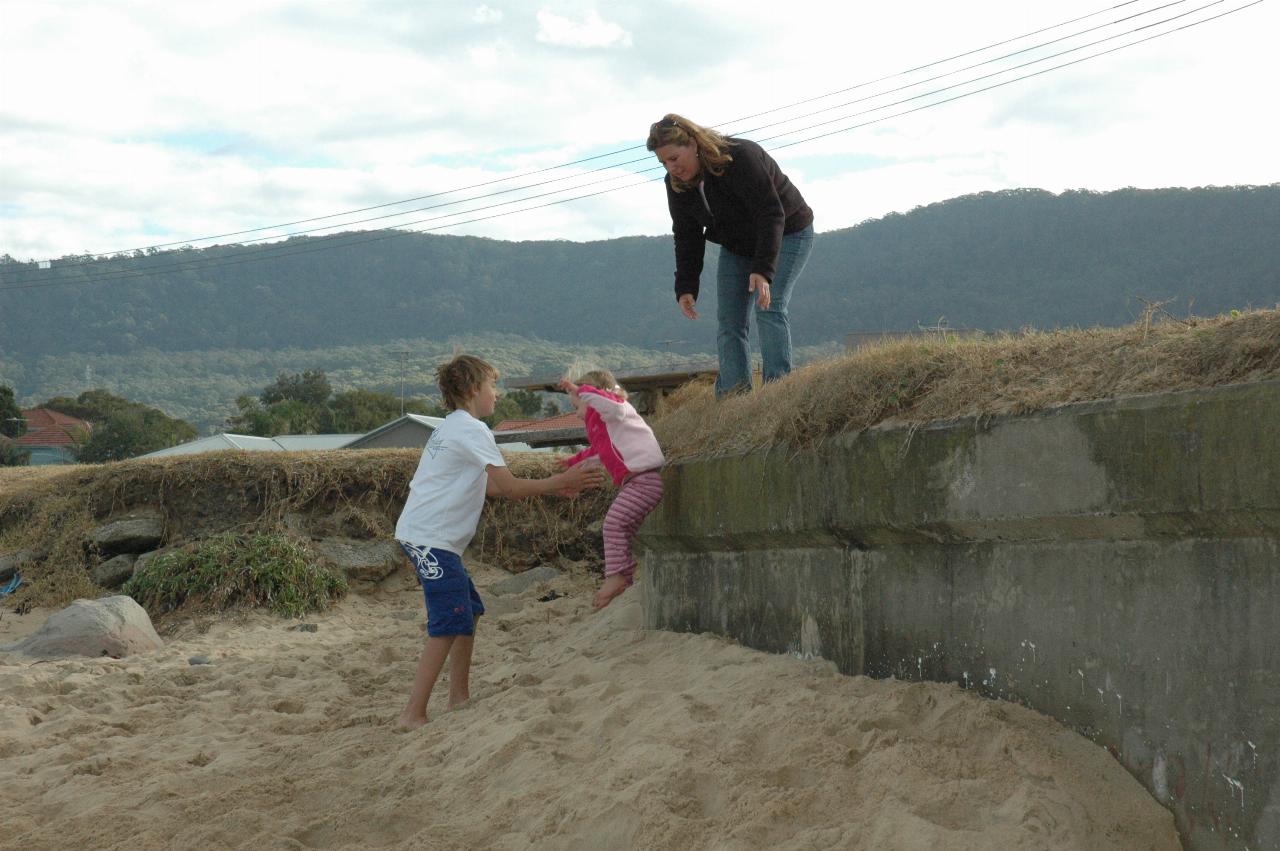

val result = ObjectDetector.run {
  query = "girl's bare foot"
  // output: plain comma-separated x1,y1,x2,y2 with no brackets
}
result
397,713,429,730
594,574,630,610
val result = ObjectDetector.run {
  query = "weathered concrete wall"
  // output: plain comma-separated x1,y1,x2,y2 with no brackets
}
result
639,380,1280,850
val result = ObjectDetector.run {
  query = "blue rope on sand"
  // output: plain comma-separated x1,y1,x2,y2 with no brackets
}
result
0,573,20,597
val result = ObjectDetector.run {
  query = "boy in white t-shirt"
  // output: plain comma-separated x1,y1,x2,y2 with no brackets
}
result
394,354,602,729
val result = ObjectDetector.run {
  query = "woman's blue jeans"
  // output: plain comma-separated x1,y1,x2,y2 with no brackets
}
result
714,224,815,397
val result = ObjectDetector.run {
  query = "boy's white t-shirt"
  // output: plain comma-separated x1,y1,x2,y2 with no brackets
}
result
394,409,506,555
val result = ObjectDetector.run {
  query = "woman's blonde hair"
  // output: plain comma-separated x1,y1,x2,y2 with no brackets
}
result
437,354,498,411
646,113,735,192
575,368,626,400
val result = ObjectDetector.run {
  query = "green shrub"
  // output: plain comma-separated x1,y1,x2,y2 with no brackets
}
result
124,532,347,618
0,438,30,467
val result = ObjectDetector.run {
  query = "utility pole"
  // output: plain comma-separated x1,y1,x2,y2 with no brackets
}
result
393,351,411,415
655,339,684,369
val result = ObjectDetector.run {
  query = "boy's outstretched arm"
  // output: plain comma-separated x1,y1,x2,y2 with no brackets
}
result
485,462,603,499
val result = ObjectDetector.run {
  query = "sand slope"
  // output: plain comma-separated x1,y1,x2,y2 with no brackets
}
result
0,563,1180,850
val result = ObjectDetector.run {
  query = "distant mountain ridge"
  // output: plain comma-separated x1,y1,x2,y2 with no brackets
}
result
2,185,1276,360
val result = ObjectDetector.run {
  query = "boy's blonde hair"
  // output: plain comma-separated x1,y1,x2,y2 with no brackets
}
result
576,368,626,400
437,354,498,411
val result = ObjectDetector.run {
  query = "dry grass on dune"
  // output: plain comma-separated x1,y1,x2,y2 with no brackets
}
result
0,449,611,612
653,308,1280,463
0,450,420,611
0,465,76,491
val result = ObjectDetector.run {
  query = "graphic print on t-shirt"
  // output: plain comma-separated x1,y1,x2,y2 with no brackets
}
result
424,431,445,460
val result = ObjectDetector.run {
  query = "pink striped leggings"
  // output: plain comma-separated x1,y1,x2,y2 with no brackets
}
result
603,470,664,581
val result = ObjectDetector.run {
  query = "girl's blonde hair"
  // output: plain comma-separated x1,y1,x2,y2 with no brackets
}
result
645,113,735,193
437,354,497,411
575,368,626,400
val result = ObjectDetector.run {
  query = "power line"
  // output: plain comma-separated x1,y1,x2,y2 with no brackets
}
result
768,0,1264,151
34,0,1187,266
0,177,662,292
0,0,1263,294
0,2,1211,285
0,0,1251,293
5,0,1177,268
730,0,1197,140
719,1,1150,129
750,0,1227,145
1,0,1252,293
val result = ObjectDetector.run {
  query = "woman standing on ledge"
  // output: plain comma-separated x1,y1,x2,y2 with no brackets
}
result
647,113,815,397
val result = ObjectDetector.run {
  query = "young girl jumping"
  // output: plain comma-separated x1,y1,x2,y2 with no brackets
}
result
558,369,665,609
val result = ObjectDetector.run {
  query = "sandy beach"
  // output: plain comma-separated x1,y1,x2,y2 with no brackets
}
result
0,561,1180,850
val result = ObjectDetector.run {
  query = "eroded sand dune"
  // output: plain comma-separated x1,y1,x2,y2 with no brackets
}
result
0,563,1179,850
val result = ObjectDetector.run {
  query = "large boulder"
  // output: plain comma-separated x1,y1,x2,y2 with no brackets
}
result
90,553,138,588
1,595,163,660
312,538,404,583
87,513,164,557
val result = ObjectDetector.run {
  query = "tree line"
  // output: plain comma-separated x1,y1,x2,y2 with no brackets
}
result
0,372,558,465
0,333,728,435
3,185,1276,448
2,186,1276,360
224,369,554,436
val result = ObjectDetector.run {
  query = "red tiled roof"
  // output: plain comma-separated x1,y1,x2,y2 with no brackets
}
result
493,418,535,432
493,412,582,433
20,408,87,429
13,408,91,447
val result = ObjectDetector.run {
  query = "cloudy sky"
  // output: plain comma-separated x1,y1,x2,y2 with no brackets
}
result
2,0,1276,261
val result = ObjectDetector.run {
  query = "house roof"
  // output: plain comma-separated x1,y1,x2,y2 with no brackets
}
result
141,413,448,458
341,413,446,449
491,411,585,448
138,434,282,457
272,434,362,451
138,432,358,458
493,412,582,433
493,418,534,432
20,408,89,429
13,408,91,448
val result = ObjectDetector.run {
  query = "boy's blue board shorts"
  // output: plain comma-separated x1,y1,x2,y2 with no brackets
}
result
398,542,485,637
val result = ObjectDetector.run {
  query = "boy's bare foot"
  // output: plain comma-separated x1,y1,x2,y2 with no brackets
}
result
397,713,429,730
448,696,471,711
593,574,630,610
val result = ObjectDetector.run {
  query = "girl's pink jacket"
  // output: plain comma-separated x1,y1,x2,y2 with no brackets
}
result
560,385,665,486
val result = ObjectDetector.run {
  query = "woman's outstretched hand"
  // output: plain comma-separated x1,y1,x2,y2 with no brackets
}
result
749,273,771,310
678,293,699,320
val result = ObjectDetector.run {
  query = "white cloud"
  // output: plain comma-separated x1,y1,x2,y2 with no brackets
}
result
473,5,504,24
535,8,632,49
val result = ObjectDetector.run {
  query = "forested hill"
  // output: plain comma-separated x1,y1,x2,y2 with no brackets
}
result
2,185,1276,358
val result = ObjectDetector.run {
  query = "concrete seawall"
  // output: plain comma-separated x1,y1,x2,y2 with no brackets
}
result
639,380,1280,849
